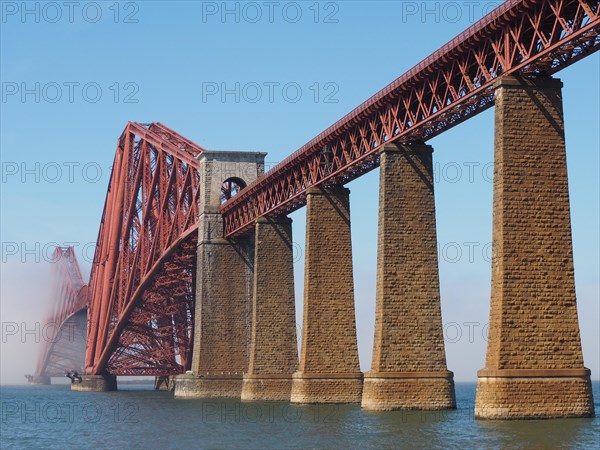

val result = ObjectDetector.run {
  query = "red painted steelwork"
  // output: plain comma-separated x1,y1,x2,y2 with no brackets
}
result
221,0,600,237
85,122,203,375
80,0,600,376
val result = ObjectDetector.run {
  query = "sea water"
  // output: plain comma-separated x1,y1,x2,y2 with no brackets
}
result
1,382,598,449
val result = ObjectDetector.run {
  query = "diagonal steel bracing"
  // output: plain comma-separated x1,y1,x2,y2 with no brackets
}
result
84,123,203,375
51,0,599,377
220,0,600,237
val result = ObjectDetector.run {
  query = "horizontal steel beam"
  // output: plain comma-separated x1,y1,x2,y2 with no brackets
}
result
221,0,600,237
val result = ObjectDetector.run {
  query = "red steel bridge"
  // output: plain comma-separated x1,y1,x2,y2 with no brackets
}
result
32,0,599,380
30,248,87,383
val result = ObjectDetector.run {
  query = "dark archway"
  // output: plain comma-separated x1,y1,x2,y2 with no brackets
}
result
220,177,247,204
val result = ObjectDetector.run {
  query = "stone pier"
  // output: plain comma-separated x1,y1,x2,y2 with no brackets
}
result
290,186,363,404
475,76,594,419
71,374,117,392
241,216,298,401
362,143,455,411
175,151,266,398
27,375,51,385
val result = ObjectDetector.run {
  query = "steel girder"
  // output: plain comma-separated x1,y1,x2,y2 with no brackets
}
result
220,0,600,237
85,122,203,376
76,0,600,376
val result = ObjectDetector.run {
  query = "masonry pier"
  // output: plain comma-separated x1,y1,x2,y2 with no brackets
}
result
290,186,363,403
26,375,51,385
241,216,298,401
362,143,455,411
71,374,117,392
175,151,266,398
474,76,594,419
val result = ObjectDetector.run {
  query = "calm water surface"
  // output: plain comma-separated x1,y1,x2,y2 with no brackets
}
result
1,382,598,449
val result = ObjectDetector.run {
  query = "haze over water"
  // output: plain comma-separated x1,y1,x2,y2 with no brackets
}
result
1,382,598,449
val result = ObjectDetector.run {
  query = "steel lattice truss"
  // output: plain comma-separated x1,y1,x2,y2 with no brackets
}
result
221,0,600,237
66,0,600,377
85,122,203,375
35,247,88,378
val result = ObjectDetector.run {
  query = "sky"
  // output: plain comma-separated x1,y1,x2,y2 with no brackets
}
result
1,1,598,384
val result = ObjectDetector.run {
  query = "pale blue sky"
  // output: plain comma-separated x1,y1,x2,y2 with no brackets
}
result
1,1,598,383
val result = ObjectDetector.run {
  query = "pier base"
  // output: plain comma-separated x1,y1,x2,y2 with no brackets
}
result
475,369,594,419
71,375,117,392
241,375,293,402
291,373,363,404
27,375,51,385
174,373,243,398
362,372,455,411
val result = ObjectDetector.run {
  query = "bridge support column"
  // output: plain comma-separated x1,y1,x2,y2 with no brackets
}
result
475,76,594,419
242,217,298,401
27,375,51,385
362,143,455,411
175,150,265,399
175,215,253,398
71,374,117,392
291,186,362,404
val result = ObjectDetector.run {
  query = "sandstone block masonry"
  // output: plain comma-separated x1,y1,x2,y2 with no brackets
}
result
175,151,266,399
362,143,455,411
290,186,363,403
475,76,594,419
241,216,298,401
